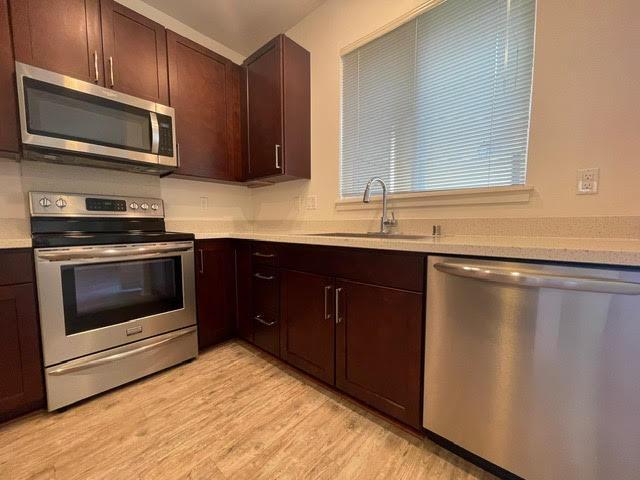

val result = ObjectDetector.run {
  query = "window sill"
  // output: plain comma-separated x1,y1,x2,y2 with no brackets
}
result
335,185,534,211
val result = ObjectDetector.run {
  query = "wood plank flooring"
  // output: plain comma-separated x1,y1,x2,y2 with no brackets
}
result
0,341,497,479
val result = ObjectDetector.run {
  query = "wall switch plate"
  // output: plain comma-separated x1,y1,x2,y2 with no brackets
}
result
577,168,599,194
305,195,318,210
200,196,208,209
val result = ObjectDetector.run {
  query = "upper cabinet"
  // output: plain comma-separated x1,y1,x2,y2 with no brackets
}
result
10,0,168,103
100,0,168,104
0,0,19,154
167,31,241,181
243,34,310,183
10,0,103,83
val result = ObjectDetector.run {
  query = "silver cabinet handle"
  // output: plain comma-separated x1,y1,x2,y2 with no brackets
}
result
254,314,277,327
150,112,160,154
199,249,204,274
335,287,343,324
253,252,276,258
324,285,332,320
254,272,275,281
275,144,281,169
176,143,181,168
108,56,114,87
434,262,640,295
49,328,195,375
93,51,99,82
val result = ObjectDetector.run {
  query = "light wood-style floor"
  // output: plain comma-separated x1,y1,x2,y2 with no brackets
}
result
0,341,496,480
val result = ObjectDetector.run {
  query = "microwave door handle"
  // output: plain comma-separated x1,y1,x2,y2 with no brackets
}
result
150,112,160,154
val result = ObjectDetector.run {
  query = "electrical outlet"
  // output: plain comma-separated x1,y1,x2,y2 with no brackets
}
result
577,168,599,194
200,196,208,210
305,195,318,210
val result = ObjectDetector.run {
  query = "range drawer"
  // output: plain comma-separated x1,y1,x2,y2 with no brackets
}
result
251,265,280,356
279,244,425,292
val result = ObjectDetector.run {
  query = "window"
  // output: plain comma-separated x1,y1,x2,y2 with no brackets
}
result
340,0,536,198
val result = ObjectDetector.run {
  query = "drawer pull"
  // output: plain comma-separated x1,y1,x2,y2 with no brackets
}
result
254,272,275,281
253,252,276,258
254,314,277,327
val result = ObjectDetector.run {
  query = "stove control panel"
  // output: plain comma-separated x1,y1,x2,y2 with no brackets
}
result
30,192,165,218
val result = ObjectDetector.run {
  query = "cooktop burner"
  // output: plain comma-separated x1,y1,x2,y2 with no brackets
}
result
30,191,194,248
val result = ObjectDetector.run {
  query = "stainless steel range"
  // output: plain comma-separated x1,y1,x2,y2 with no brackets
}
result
30,192,197,410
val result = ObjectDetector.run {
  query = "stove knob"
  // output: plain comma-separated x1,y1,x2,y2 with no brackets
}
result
151,203,159,211
55,198,67,208
39,197,52,208
130,202,139,210
140,203,149,211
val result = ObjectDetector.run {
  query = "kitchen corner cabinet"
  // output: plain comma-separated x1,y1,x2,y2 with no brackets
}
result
10,0,168,103
243,34,310,182
237,242,425,429
0,250,44,423
0,0,19,155
99,0,168,103
167,31,242,181
195,240,236,350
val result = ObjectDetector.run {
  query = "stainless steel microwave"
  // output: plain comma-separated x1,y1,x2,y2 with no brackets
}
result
15,62,177,174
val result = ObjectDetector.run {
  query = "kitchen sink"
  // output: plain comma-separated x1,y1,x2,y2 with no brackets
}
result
307,232,433,240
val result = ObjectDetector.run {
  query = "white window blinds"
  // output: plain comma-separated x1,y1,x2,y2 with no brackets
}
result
340,0,536,197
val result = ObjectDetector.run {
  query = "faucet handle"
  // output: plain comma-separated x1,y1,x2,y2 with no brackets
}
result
384,211,398,227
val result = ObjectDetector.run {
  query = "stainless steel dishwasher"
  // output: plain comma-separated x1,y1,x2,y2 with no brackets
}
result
424,256,640,480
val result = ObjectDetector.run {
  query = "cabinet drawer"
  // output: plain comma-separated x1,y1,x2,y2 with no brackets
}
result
251,242,278,266
280,244,425,292
251,265,280,356
0,249,34,286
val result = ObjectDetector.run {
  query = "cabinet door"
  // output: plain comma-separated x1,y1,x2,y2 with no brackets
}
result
0,283,44,422
0,0,19,154
100,0,168,104
195,240,236,350
167,30,239,180
235,241,253,342
10,0,103,83
281,270,334,384
335,279,423,428
245,36,283,179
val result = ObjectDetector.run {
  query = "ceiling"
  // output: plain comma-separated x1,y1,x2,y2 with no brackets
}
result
142,0,325,56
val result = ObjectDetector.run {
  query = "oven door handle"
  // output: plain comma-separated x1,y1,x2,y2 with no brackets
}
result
48,328,195,376
37,245,192,261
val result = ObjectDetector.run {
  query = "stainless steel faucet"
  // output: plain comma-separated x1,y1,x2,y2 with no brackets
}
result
363,177,397,234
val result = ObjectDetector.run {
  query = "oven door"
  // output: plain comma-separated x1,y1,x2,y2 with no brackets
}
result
35,242,196,367
16,62,176,168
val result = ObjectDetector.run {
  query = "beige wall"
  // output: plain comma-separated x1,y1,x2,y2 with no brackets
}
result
251,0,640,222
0,0,252,237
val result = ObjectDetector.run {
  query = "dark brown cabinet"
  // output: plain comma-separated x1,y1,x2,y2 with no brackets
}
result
100,0,168,103
0,250,44,423
167,31,242,181
281,270,334,384
0,0,19,155
236,241,425,429
10,0,103,83
243,34,310,182
335,279,423,429
195,240,236,350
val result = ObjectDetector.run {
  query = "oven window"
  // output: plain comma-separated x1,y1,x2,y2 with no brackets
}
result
61,257,183,335
24,77,152,152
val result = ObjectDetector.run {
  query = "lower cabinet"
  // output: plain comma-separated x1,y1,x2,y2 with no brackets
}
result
335,279,423,428
236,241,426,429
0,250,44,423
195,240,236,349
280,270,335,384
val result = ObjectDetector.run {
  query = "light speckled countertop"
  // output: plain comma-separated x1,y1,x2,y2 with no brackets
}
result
4,232,640,267
194,232,640,267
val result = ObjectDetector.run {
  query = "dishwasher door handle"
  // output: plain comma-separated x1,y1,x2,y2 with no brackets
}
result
434,262,640,295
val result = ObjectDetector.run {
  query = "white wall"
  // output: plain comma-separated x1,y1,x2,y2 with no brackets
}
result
0,0,252,236
251,0,640,221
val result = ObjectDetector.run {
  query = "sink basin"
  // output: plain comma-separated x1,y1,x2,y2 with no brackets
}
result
308,232,432,240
